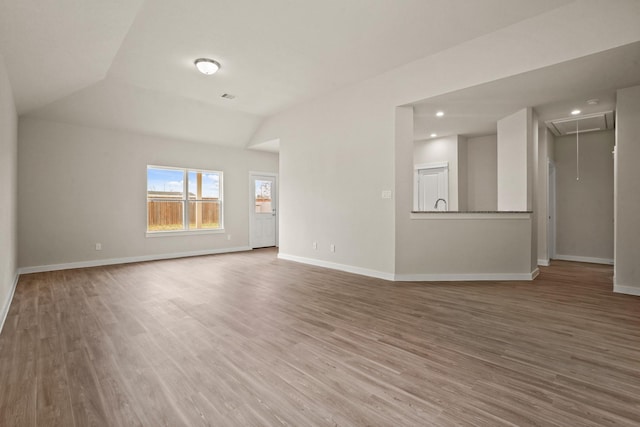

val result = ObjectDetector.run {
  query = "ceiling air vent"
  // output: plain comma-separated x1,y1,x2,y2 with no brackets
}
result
545,110,614,136
221,93,236,100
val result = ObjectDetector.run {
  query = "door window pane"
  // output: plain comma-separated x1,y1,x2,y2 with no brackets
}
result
255,180,272,213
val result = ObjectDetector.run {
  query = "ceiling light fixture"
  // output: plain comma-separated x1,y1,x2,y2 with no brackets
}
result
194,58,221,75
430,133,437,138
586,99,599,105
571,109,581,115
436,111,445,117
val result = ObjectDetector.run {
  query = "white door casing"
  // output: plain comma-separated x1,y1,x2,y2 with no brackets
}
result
250,172,277,248
414,162,449,211
548,160,556,260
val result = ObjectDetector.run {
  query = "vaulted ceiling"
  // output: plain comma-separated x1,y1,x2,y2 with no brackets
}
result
0,0,572,147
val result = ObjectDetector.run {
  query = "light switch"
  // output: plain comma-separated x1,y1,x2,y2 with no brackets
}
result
381,190,392,199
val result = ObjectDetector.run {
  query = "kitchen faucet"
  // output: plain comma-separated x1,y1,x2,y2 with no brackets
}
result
434,198,447,210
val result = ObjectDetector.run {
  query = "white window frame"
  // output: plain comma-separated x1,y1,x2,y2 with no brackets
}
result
146,165,224,237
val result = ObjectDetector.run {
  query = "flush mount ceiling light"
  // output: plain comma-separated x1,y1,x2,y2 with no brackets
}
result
430,133,437,138
436,111,445,117
194,58,221,75
571,109,581,115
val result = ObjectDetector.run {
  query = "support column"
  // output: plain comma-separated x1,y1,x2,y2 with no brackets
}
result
497,108,534,211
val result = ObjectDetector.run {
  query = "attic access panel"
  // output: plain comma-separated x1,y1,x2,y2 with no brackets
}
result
545,111,614,136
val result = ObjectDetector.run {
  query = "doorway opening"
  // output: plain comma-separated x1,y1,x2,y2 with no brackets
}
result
413,162,449,211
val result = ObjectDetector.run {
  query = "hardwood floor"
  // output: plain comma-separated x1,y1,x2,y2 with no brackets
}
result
1,249,639,426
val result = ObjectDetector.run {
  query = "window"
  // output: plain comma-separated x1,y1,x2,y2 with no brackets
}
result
254,179,272,213
147,166,223,233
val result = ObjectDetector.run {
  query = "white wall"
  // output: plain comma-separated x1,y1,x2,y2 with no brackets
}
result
251,1,640,277
414,135,460,210
466,135,497,211
18,118,278,270
0,55,18,329
497,108,533,211
457,136,468,211
555,130,614,263
615,85,640,295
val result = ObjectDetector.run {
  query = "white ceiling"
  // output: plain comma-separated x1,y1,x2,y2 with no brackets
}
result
0,0,571,148
412,42,640,141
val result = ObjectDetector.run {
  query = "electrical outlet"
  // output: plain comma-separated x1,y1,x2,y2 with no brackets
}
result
330,244,335,253
227,234,231,241
95,243,102,251
381,190,392,199
313,241,318,250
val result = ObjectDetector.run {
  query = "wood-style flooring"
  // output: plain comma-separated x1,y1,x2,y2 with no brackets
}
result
1,249,639,426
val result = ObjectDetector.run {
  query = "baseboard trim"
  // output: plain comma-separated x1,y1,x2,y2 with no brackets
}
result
394,269,539,282
613,283,640,297
0,272,20,334
538,258,550,266
18,246,252,275
278,253,539,282
277,253,395,281
531,267,540,280
554,254,614,265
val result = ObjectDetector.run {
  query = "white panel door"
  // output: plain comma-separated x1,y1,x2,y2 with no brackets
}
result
250,174,277,248
418,167,448,211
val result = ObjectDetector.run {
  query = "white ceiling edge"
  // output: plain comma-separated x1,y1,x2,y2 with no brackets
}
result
246,139,280,154
411,41,640,141
249,1,640,149
26,77,264,148
0,0,145,114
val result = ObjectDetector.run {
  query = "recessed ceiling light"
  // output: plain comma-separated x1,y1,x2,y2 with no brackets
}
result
430,133,437,138
436,111,445,117
194,58,221,75
571,109,581,115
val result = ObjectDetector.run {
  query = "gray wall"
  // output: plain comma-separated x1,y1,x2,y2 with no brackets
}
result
18,118,278,269
466,135,497,211
555,130,614,262
0,56,18,328
615,85,640,294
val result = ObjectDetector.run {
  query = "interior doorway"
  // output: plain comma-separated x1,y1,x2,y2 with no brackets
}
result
414,162,449,211
250,172,278,248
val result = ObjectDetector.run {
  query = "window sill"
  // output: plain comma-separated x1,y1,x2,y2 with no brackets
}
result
146,229,225,238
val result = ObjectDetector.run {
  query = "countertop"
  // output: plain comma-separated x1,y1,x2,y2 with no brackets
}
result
411,210,532,214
